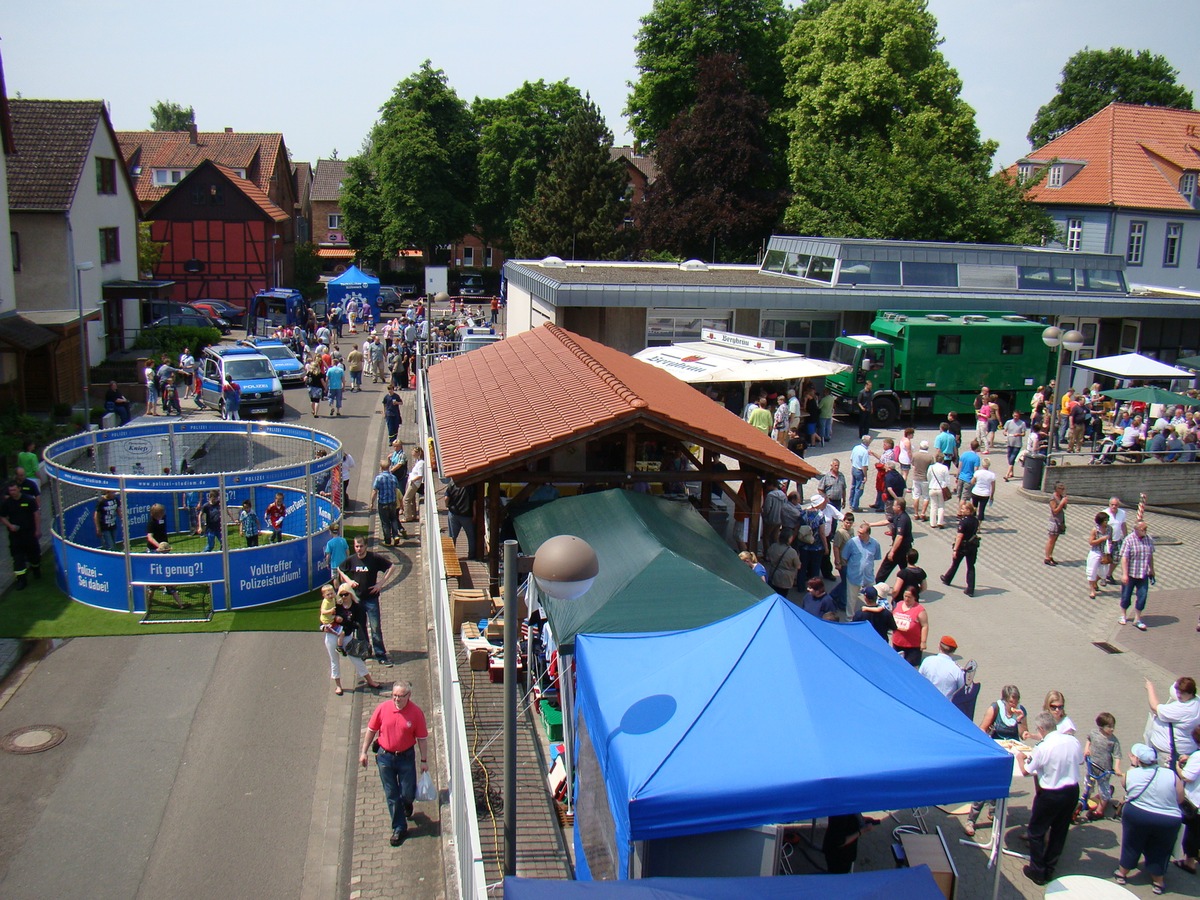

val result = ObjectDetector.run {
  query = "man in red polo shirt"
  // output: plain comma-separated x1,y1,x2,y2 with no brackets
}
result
360,681,430,846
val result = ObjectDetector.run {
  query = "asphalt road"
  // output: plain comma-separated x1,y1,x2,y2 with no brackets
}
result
0,372,386,900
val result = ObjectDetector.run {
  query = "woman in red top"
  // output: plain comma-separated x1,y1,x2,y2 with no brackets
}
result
890,585,928,667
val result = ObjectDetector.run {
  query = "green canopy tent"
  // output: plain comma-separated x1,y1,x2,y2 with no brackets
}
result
1102,387,1200,407
513,489,774,817
1176,355,1200,373
513,489,772,655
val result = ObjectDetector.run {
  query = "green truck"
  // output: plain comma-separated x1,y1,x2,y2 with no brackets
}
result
827,312,1055,426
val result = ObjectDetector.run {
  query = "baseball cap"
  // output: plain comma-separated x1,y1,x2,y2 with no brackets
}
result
1131,743,1157,765
861,585,878,601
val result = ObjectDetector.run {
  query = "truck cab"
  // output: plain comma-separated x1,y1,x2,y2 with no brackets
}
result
828,336,900,423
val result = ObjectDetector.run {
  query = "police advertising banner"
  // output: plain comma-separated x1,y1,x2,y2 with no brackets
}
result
62,543,134,611
130,550,225,613
227,538,310,608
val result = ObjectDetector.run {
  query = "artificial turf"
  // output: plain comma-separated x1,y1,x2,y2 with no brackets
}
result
0,524,368,639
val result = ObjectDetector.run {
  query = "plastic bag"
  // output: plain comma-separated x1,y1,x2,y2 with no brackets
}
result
415,771,435,802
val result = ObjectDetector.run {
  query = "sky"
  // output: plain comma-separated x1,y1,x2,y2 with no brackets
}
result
3,0,1198,175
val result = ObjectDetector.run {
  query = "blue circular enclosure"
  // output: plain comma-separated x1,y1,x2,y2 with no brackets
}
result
42,421,345,613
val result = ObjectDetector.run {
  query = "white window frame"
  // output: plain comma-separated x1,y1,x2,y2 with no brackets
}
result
1047,165,1063,189
1017,163,1033,183
462,246,474,267
1182,172,1197,205
1126,221,1145,265
328,214,343,229
1066,218,1083,252
485,246,494,268
1164,222,1183,267
152,169,185,186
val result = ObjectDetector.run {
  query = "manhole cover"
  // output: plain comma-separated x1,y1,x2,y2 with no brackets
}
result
1,724,67,754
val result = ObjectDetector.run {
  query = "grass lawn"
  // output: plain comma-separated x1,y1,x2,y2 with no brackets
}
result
0,524,368,639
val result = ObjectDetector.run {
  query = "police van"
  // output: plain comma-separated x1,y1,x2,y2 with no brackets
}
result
199,346,285,419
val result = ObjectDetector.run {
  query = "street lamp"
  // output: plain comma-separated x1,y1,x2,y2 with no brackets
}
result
498,535,597,876
1041,326,1085,455
269,234,281,290
76,261,95,416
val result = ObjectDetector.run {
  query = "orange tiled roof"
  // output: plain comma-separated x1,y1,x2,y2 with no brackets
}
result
1011,103,1200,210
116,129,286,205
211,164,289,221
429,323,820,485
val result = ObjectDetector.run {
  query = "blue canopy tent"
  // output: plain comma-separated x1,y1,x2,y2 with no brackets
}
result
326,265,380,323
505,867,944,899
573,595,1013,886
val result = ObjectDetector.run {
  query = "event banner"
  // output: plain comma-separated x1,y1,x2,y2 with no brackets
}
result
227,538,310,608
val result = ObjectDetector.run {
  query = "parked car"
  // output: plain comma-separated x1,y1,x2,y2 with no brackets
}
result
146,309,231,334
239,337,304,386
199,346,285,419
458,272,486,296
189,299,246,327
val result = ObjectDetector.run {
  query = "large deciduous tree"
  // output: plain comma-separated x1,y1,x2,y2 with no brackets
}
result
637,54,786,262
150,100,195,131
339,142,389,271
473,80,589,255
512,98,631,260
1028,48,1195,149
626,0,795,150
782,0,1053,245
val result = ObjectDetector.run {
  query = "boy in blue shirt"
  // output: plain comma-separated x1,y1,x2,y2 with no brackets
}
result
324,523,349,583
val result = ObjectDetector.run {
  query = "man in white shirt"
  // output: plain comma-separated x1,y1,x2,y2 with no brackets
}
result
917,636,964,699
1103,497,1127,584
1018,712,1083,886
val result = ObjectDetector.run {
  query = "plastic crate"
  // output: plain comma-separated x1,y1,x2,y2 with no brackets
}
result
540,699,563,741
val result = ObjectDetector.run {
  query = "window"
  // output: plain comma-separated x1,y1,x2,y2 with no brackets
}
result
1164,223,1182,267
96,157,117,195
1065,218,1083,252
152,169,185,185
837,259,901,286
1017,266,1074,291
1126,221,1145,265
462,246,474,267
1017,163,1033,183
327,214,343,229
805,255,835,282
902,261,958,287
1000,335,1025,355
485,246,493,268
10,232,19,272
1077,268,1126,292
936,335,962,355
1182,172,1197,206
99,227,120,264
1047,165,1063,188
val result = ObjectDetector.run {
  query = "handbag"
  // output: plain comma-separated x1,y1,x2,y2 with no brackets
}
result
343,637,372,659
941,486,953,501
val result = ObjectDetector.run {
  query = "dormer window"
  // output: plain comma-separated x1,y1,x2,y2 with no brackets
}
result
1181,172,1197,206
1017,163,1034,183
1047,165,1063,189
152,168,186,186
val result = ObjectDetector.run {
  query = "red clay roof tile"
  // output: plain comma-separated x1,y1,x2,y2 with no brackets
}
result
1010,103,1200,211
429,324,819,485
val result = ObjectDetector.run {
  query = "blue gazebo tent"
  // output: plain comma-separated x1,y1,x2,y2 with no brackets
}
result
572,595,1014,881
326,265,380,322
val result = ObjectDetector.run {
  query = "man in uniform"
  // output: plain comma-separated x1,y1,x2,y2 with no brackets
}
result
0,481,41,589
1018,711,1082,885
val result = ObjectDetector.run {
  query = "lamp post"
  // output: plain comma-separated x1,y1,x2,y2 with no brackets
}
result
269,233,281,290
496,534,597,877
76,261,95,415
1041,326,1085,455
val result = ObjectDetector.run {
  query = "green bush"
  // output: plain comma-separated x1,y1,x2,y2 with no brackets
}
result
132,325,221,358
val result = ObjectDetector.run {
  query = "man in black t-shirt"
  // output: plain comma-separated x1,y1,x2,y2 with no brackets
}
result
94,489,121,551
0,481,41,589
891,548,928,599
338,536,398,665
876,498,913,583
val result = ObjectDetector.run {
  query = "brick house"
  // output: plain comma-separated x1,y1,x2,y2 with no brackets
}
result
310,158,354,275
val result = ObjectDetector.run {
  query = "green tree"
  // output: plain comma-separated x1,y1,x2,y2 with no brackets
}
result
373,62,478,254
1028,48,1195,149
638,54,786,262
340,142,389,270
626,0,796,150
473,80,589,255
293,242,323,299
782,0,1053,245
150,100,195,131
512,98,631,260
136,221,166,278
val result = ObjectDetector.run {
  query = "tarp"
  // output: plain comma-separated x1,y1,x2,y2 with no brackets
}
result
1103,387,1200,407
505,867,944,899
634,341,848,384
513,490,772,654
1176,355,1200,372
1075,352,1195,380
326,265,380,321
573,595,1013,878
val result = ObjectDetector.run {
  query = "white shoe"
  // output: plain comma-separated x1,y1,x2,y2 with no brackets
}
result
1118,615,1127,625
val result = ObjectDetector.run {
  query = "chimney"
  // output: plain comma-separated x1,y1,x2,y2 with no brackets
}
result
189,122,198,144
225,127,233,134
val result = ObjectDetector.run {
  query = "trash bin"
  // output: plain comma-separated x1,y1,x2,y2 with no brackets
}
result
1022,452,1046,491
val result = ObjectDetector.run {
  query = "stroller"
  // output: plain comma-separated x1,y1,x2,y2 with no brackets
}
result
1090,436,1119,465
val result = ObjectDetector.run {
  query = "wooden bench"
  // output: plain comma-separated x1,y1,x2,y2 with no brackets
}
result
441,534,463,578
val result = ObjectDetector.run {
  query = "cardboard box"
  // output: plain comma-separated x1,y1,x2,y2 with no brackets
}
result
469,648,490,671
451,588,493,631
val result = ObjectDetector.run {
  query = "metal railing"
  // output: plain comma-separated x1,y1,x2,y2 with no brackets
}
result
417,368,487,900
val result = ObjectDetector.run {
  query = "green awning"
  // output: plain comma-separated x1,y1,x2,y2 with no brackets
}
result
513,489,772,653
